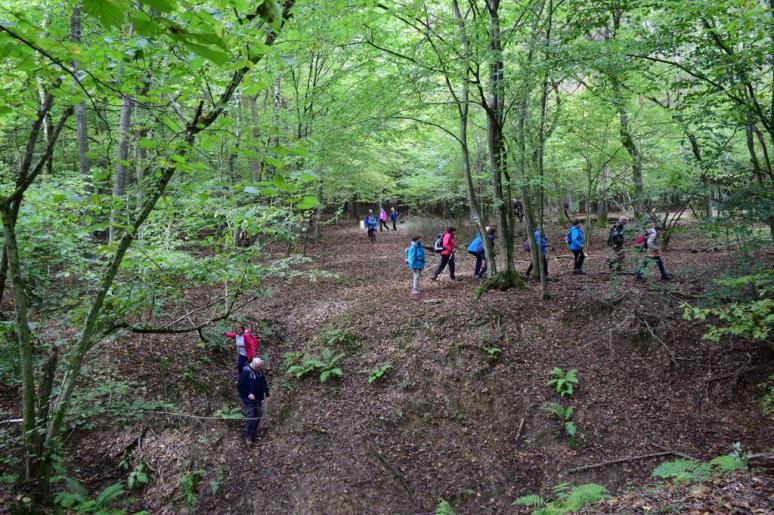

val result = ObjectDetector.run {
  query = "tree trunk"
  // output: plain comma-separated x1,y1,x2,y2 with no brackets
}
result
71,5,90,191
596,164,609,226
109,94,133,243
249,95,262,182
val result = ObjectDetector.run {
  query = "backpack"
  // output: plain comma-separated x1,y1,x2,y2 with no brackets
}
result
433,233,444,252
565,228,573,245
607,226,616,247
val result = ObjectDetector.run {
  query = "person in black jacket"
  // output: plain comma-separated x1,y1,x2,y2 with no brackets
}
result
237,357,270,445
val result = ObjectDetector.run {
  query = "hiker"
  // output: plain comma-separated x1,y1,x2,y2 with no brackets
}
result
513,199,524,223
567,219,586,274
390,207,399,230
525,228,549,279
365,210,377,242
431,226,457,281
468,227,495,279
607,215,628,273
224,326,258,375
635,223,671,281
237,357,270,446
405,234,426,294
379,208,389,232
449,206,456,222
563,197,572,222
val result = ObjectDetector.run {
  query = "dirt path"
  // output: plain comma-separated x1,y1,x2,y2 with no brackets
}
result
72,222,771,514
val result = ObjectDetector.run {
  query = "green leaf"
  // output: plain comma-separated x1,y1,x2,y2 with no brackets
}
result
181,41,230,67
243,79,270,96
84,0,126,28
138,138,157,149
295,196,319,210
265,156,285,169
137,0,176,13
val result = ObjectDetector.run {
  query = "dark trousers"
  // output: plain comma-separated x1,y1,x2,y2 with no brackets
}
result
391,219,397,230
572,249,585,271
367,228,375,242
379,220,389,231
471,250,486,278
433,253,455,279
526,256,548,277
636,256,669,280
242,399,263,441
237,354,248,375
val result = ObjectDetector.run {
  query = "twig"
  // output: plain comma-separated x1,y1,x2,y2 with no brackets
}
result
515,417,526,447
371,448,418,508
640,319,680,369
568,451,695,473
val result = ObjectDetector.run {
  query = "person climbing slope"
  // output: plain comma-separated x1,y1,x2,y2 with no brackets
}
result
567,219,586,275
365,210,377,242
431,226,457,281
224,326,258,375
390,207,399,231
237,357,270,446
379,208,389,232
405,234,426,294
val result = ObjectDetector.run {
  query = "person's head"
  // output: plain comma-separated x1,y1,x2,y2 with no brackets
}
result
447,226,456,234
250,357,264,370
237,326,245,335
486,226,496,235
573,219,583,227
368,209,373,214
391,207,396,212
412,234,422,243
619,215,628,225
244,328,251,335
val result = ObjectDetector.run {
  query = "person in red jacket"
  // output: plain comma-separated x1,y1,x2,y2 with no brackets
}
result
431,227,458,281
224,326,259,375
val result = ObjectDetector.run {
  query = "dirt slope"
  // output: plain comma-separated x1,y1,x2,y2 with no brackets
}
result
36,222,774,513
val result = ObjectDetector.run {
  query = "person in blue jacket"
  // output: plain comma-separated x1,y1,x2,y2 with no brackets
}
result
390,207,399,230
525,228,549,278
405,235,426,294
237,357,270,446
567,219,586,274
468,227,495,279
365,210,377,242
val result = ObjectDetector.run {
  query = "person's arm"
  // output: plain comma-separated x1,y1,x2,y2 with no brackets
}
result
260,373,270,399
224,332,236,339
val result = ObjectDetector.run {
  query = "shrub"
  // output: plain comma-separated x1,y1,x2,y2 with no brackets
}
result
544,402,576,445
366,362,392,384
546,368,578,397
286,348,345,383
512,483,609,514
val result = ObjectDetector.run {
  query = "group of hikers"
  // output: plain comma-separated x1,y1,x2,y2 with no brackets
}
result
364,207,399,241
403,214,671,294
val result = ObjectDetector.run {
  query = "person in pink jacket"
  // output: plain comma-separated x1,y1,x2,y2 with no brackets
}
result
379,208,390,232
224,326,259,374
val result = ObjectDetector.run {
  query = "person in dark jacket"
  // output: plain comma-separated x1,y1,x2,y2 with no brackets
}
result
237,357,270,445
390,207,399,230
606,215,628,273
525,228,549,279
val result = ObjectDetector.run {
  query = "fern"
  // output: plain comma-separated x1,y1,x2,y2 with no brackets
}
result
436,499,456,514
547,368,579,397
95,482,126,507
652,459,711,483
560,483,609,511
512,493,546,507
709,454,747,472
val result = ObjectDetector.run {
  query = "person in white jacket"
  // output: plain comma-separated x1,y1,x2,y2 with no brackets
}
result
635,224,671,281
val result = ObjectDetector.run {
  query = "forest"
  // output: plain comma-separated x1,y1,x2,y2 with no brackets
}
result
0,0,772,513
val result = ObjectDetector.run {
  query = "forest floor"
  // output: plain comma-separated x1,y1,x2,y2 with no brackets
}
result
3,219,773,514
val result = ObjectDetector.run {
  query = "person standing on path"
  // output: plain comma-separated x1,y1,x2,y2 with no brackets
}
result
606,215,628,273
405,234,426,294
525,228,549,279
635,224,671,281
365,210,377,242
379,208,389,232
390,207,399,231
468,227,495,279
224,326,258,375
237,357,270,446
431,226,458,281
567,220,586,275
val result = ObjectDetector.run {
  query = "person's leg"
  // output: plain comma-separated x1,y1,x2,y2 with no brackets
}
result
242,399,253,441
479,253,487,278
412,269,421,292
433,254,450,279
578,250,585,271
635,256,649,279
474,254,483,278
542,255,549,277
572,250,580,271
392,220,397,230
526,261,533,277
246,401,262,441
448,253,456,279
655,256,670,280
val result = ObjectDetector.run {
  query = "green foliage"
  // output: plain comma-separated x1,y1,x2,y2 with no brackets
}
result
435,499,457,515
760,374,774,419
286,348,345,383
127,463,150,491
180,469,205,511
651,459,712,484
544,402,577,445
709,454,747,472
683,269,774,343
481,346,502,360
214,405,244,420
366,362,392,384
546,368,579,397
325,329,359,351
513,483,609,514
54,477,128,514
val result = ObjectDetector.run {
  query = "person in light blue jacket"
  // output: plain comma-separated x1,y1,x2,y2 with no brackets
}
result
405,235,426,294
467,227,495,279
567,219,586,274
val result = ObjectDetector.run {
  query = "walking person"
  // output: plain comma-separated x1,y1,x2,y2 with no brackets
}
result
468,227,495,279
525,228,549,279
379,208,389,232
237,357,270,446
567,219,586,274
405,234,426,294
606,215,628,273
513,199,524,223
365,210,377,242
431,226,457,281
224,326,258,376
635,223,671,281
390,207,399,231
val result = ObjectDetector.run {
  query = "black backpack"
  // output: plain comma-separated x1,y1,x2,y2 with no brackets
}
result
433,233,444,252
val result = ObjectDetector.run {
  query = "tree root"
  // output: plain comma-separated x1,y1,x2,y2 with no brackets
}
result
475,270,525,298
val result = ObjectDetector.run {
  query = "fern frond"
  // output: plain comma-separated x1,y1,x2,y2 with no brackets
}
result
95,481,126,506
562,483,609,510
512,493,546,507
435,499,456,515
710,454,747,472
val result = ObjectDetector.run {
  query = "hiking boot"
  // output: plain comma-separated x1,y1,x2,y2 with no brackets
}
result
430,275,438,281
411,289,420,295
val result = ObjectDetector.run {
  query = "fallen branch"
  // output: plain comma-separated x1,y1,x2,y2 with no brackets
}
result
515,417,526,447
568,451,695,474
640,319,680,369
372,448,418,508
